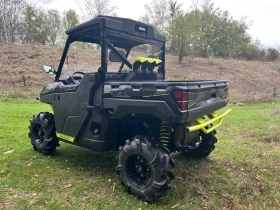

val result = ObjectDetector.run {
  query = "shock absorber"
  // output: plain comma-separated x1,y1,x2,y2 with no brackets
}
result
159,121,172,147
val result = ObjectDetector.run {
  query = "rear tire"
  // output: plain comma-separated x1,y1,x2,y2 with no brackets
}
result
183,130,217,158
28,112,58,155
116,138,174,202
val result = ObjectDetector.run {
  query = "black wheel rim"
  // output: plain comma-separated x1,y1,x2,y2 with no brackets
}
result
33,124,45,144
186,135,202,150
125,154,152,188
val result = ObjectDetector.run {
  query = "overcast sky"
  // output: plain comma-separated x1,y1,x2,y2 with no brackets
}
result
31,0,280,48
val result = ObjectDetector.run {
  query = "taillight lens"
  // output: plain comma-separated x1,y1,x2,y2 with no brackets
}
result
172,91,188,111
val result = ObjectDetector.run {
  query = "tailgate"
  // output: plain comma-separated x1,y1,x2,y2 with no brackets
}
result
185,80,229,122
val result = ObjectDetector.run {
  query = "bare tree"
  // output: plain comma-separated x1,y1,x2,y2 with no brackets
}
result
74,0,118,21
141,0,169,34
169,0,183,23
140,0,183,36
62,9,79,30
46,9,61,45
0,0,25,43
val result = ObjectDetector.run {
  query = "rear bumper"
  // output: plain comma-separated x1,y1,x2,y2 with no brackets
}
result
186,109,231,134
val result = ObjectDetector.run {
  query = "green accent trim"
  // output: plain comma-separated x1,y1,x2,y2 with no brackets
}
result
56,133,75,142
103,92,168,97
142,94,169,98
188,102,196,108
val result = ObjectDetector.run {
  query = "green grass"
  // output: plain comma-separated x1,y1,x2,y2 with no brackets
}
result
0,89,41,99
1,99,280,209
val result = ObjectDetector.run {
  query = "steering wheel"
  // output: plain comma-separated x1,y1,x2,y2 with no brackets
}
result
71,71,85,83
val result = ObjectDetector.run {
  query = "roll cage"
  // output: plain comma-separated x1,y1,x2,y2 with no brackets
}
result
55,15,166,82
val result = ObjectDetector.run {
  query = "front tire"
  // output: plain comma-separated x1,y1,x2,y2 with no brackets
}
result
28,112,58,155
116,138,174,202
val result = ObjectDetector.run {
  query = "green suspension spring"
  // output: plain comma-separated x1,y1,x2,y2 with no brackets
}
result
159,121,172,147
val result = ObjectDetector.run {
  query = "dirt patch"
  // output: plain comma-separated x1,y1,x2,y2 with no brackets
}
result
1,44,280,102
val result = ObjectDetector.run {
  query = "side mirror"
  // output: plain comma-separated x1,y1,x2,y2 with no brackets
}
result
109,50,126,62
43,65,55,74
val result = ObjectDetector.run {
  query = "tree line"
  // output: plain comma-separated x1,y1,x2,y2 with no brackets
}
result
141,0,279,63
0,0,78,46
0,0,278,63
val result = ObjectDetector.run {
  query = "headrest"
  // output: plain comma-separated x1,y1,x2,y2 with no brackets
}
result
132,56,162,71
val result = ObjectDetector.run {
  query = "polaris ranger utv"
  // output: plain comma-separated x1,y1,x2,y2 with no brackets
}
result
29,16,231,202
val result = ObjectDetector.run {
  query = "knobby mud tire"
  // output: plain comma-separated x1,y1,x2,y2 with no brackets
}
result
28,112,58,155
116,138,174,202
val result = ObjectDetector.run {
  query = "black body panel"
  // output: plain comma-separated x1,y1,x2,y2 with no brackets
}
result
40,73,117,152
102,80,228,123
66,16,165,48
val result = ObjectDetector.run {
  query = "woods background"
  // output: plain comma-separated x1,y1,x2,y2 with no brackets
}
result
0,0,279,63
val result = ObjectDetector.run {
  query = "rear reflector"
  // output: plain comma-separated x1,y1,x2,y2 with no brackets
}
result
172,91,188,111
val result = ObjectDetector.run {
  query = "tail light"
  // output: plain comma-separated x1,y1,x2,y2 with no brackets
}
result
172,91,188,111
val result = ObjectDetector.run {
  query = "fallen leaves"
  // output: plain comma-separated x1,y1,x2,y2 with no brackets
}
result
30,193,37,198
247,205,254,210
230,205,237,210
262,169,271,173
4,150,14,155
204,195,211,199
33,173,39,178
171,204,179,208
63,183,72,189
111,182,115,191
230,204,254,210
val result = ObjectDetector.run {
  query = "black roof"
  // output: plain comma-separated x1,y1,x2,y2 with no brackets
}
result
65,16,165,49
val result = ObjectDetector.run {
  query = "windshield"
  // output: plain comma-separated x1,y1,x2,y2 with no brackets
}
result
60,43,99,80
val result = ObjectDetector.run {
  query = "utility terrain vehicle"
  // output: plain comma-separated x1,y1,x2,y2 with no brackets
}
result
29,16,231,202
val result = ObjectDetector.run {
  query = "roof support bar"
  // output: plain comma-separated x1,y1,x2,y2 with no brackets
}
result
55,37,71,81
118,48,131,72
106,39,132,70
101,29,108,72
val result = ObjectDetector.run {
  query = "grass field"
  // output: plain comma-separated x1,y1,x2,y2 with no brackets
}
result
0,99,280,209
